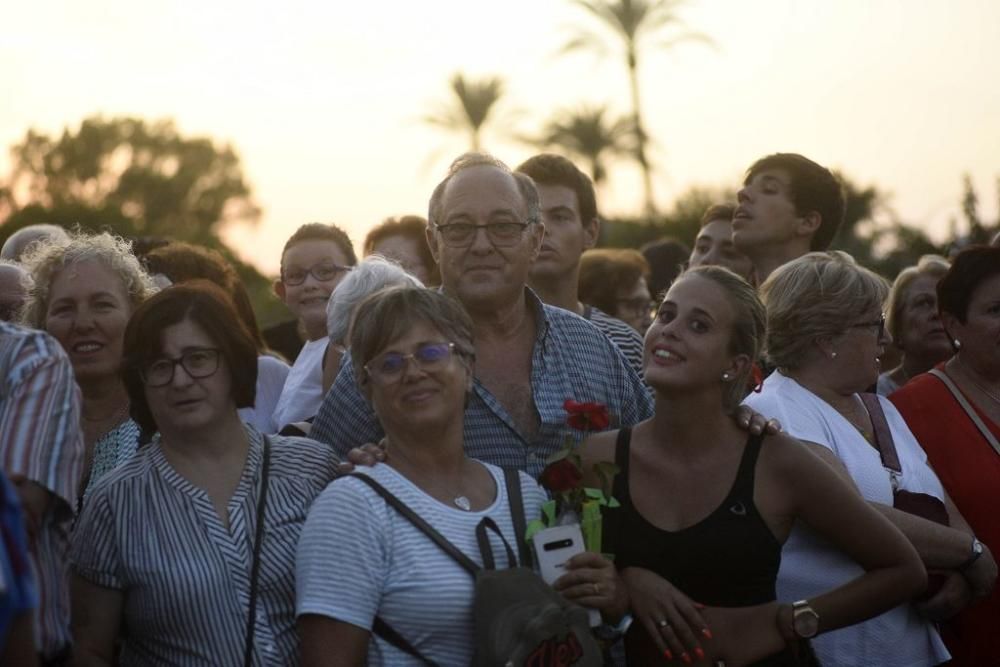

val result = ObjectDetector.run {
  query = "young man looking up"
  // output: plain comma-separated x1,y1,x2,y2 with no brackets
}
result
516,154,645,376
732,153,845,282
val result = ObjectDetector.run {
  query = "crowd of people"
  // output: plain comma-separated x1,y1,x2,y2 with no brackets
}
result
0,149,997,666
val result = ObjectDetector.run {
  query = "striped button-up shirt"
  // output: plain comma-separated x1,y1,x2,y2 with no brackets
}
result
0,321,84,657
311,289,654,478
70,427,338,666
585,305,646,379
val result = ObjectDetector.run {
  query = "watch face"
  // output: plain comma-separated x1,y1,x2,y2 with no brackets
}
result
793,607,820,639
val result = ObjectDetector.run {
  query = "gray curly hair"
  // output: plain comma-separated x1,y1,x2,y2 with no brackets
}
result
19,230,157,329
326,255,424,345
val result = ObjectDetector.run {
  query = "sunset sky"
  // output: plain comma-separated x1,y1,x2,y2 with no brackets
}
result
2,0,998,274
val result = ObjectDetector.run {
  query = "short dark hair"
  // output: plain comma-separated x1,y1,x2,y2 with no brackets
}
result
281,223,357,273
745,153,844,251
122,281,258,433
700,204,736,228
578,248,650,315
362,215,439,283
144,242,265,352
349,287,474,388
515,154,597,225
639,237,689,301
938,245,1000,324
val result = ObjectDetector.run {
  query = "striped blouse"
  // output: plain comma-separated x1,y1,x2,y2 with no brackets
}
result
0,321,83,658
70,426,338,666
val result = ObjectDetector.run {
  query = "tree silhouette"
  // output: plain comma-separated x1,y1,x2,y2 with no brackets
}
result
424,73,506,152
2,116,259,244
532,106,635,186
561,0,711,215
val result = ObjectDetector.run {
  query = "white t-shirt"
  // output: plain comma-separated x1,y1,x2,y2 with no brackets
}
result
238,354,290,434
296,462,547,666
272,338,327,430
744,371,949,667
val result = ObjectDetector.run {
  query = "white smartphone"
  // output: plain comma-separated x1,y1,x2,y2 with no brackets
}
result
532,524,587,585
532,524,602,626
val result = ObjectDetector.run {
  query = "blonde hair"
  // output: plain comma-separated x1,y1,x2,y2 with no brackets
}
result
759,251,889,370
19,231,157,329
884,255,949,345
679,266,765,412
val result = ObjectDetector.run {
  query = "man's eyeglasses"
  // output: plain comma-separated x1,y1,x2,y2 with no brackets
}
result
434,221,529,248
141,348,221,387
849,313,886,339
281,261,352,286
364,342,458,385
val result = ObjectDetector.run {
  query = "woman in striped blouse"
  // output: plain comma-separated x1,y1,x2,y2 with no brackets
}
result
69,282,337,666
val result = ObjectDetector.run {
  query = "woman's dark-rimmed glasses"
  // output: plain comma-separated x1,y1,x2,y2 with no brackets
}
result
849,313,886,339
141,348,222,387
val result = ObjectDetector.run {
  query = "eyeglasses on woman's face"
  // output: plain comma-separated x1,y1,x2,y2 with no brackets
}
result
848,312,886,339
141,348,221,387
281,261,352,286
363,342,458,385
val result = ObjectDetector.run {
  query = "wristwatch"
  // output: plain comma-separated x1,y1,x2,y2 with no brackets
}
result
957,537,985,572
791,600,820,639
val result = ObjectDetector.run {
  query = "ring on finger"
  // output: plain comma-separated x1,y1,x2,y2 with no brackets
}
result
592,582,600,596
657,619,669,630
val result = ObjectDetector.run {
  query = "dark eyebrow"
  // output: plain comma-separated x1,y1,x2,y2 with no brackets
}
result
690,306,717,321
545,205,574,216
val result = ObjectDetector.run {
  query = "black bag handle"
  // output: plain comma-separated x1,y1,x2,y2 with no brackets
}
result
475,516,519,570
372,617,440,667
503,467,532,568
348,473,479,574
243,435,272,667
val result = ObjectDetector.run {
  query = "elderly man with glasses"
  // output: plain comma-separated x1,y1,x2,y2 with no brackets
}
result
310,153,653,477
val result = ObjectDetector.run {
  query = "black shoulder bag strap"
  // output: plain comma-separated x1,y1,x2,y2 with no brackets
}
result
243,435,272,667
503,467,532,568
348,473,481,667
349,473,479,573
859,393,902,472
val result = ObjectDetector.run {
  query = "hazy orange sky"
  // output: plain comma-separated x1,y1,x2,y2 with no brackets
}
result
3,0,998,274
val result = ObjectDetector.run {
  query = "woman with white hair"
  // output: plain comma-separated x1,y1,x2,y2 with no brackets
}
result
21,231,156,493
877,255,952,395
320,255,424,394
745,251,995,667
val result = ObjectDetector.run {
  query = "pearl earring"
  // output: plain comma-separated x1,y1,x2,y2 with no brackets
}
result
722,372,731,381
953,339,962,350
831,351,838,359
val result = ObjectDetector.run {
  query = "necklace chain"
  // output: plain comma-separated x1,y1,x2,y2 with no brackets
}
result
956,358,1000,405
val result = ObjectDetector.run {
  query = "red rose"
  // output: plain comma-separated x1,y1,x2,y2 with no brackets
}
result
539,458,583,494
564,399,610,431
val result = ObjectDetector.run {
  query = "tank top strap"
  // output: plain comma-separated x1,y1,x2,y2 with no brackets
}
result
612,427,632,502
728,432,765,500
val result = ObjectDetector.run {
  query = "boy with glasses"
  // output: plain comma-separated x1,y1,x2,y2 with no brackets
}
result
272,223,356,431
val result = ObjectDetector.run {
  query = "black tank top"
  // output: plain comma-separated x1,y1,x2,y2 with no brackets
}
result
605,428,804,666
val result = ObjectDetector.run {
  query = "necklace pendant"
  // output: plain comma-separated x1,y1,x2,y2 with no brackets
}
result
453,495,471,511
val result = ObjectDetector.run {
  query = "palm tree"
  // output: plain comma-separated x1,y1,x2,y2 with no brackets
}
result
561,0,711,215
424,73,506,152
533,105,635,186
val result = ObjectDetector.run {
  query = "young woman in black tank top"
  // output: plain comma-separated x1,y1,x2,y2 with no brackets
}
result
575,267,925,666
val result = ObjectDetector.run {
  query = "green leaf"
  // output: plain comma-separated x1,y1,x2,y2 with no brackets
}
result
542,500,557,525
607,497,621,508
525,519,547,542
